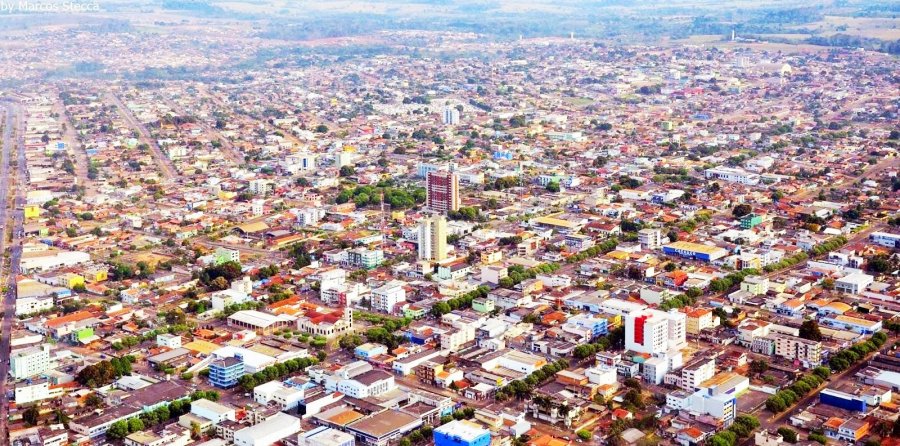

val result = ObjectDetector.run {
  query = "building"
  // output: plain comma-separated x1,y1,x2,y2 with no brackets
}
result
418,215,448,262
157,333,182,349
233,412,302,446
426,170,460,214
442,107,460,125
704,167,760,185
663,241,729,262
834,272,874,295
345,410,422,446
741,276,769,295
227,310,296,335
191,399,237,424
638,228,662,250
209,357,244,388
371,281,406,314
299,426,356,446
10,344,51,380
253,381,305,410
15,379,57,404
684,308,715,335
124,426,191,446
740,214,763,229
819,314,881,334
819,389,867,412
625,309,686,354
433,420,490,446
337,369,395,399
347,248,384,270
681,357,716,391
773,333,821,367
869,232,900,248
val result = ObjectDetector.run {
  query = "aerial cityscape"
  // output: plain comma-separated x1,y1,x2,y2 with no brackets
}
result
0,1,898,446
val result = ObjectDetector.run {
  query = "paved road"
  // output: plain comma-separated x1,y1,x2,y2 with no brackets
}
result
0,100,25,442
104,92,179,181
162,95,243,165
54,93,94,193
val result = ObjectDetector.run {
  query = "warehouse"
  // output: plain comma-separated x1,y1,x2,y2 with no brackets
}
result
662,241,729,262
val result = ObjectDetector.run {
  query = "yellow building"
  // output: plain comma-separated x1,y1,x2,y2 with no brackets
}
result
84,267,108,283
481,251,502,265
740,276,769,296
24,204,40,219
217,190,237,200
685,308,715,335
59,273,85,289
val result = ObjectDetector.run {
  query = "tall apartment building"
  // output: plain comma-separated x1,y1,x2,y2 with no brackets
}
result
625,309,686,355
638,228,662,250
418,214,448,261
681,357,716,391
426,170,460,214
372,280,407,314
442,106,460,125
773,333,822,367
10,344,51,380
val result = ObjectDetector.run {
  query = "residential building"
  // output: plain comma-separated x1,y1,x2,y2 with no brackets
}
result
10,344,51,380
418,215,448,262
209,356,244,388
773,333,822,367
426,170,460,214
372,280,406,313
625,309,686,354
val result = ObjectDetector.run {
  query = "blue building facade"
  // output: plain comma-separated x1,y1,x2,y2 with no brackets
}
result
434,420,491,446
819,389,866,412
209,356,244,388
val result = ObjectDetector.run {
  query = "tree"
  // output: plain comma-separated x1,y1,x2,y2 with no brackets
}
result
813,366,831,380
777,427,798,443
799,319,823,341
315,124,328,133
107,420,129,439
128,417,144,433
339,165,355,177
546,181,560,193
577,430,592,441
732,204,753,218
23,405,40,426
339,334,364,351
749,360,769,375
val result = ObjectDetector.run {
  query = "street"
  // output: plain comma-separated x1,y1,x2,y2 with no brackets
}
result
0,99,26,442
104,91,179,181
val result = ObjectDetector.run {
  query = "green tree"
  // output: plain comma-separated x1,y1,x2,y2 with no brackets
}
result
732,204,752,218
577,430,592,441
777,427,798,443
22,405,40,426
128,417,144,433
107,420,129,439
799,319,823,341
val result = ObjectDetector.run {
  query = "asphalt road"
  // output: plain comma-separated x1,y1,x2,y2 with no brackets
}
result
0,100,25,442
104,92,179,181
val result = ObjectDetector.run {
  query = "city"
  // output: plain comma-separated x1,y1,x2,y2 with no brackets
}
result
0,1,898,446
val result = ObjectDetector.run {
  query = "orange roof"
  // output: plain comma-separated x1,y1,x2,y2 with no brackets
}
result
685,307,711,318
824,417,844,429
528,434,569,446
45,310,94,328
681,427,704,439
327,409,364,426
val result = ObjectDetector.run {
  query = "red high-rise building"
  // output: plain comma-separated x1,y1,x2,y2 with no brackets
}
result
425,170,460,214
